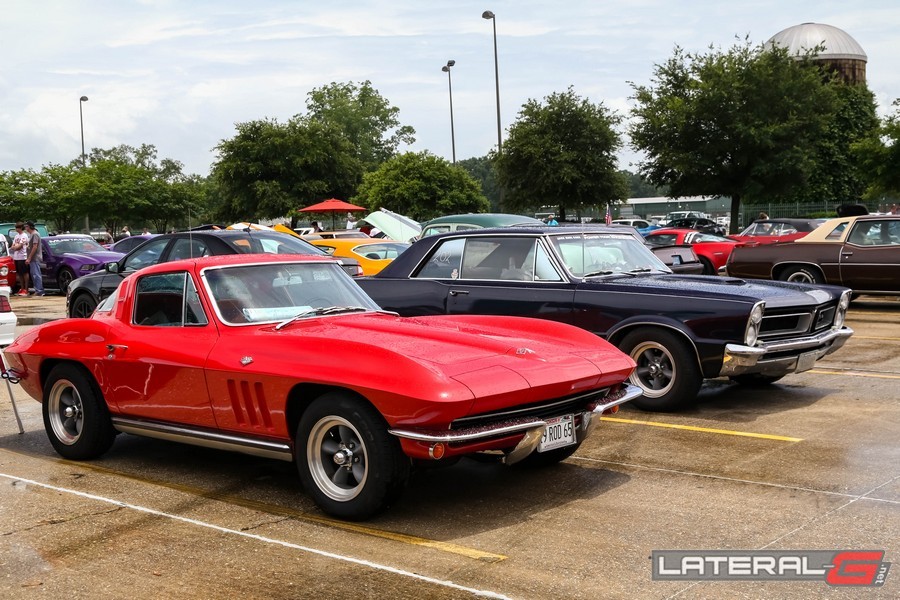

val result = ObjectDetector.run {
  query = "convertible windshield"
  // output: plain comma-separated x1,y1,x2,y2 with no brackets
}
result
204,261,380,325
549,234,669,277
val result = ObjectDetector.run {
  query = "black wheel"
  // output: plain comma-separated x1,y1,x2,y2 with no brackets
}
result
57,268,76,293
619,327,702,411
69,294,98,318
699,257,716,276
515,441,582,468
779,265,824,285
42,363,116,460
729,373,785,386
296,392,410,520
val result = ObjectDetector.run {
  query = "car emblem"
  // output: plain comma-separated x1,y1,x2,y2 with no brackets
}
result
516,348,534,355
240,356,253,366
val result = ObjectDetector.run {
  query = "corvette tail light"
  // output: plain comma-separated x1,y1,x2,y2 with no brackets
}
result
0,295,11,313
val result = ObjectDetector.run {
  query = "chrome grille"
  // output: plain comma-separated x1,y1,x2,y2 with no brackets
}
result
759,312,812,338
450,388,610,431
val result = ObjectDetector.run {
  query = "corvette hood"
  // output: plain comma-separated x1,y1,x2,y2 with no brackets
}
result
593,273,843,309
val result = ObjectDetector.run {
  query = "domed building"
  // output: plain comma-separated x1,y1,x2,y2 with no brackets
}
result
767,22,867,84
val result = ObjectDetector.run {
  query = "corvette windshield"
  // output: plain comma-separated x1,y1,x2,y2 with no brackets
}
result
204,262,380,325
549,234,669,277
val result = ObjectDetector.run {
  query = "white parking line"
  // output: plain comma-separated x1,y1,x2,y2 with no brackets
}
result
0,472,511,600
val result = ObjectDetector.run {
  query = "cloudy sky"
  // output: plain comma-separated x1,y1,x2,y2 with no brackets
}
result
2,0,898,177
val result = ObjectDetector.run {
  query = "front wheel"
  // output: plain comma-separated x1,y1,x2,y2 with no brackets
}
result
699,256,716,276
296,393,410,520
57,267,76,293
69,294,98,318
42,363,116,460
619,327,702,412
779,265,824,285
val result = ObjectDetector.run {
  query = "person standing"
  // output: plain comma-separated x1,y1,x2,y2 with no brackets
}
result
24,221,44,296
121,225,131,237
10,222,31,296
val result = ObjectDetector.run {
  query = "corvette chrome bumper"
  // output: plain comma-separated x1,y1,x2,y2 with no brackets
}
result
388,385,642,464
719,326,853,377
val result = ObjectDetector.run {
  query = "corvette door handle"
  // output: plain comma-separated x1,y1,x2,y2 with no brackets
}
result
106,344,128,355
449,290,469,296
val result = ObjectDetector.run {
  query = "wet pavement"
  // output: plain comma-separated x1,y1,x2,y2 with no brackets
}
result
0,296,897,598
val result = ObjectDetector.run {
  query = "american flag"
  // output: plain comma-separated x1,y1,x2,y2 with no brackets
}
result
605,203,612,226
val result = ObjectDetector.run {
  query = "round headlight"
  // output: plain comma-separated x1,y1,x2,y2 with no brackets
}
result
834,291,851,329
0,266,7,276
745,302,764,346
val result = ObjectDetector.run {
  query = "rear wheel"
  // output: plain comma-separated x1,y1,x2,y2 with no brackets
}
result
779,265,824,285
69,294,98,318
699,257,715,275
296,392,410,520
619,327,702,412
42,364,116,460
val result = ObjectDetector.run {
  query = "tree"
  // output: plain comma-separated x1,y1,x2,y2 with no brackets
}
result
458,155,500,211
855,98,900,200
212,117,362,225
494,87,627,220
305,80,416,172
629,40,838,232
353,152,488,221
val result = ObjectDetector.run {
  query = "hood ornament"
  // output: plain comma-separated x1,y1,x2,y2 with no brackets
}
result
240,356,253,366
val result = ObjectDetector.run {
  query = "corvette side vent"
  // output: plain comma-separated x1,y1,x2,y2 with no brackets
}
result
226,379,275,430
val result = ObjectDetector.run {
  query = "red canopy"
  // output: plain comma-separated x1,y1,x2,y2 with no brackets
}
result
298,198,366,213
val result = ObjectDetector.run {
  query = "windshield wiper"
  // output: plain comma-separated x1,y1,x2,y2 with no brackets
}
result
582,270,637,278
275,306,369,330
628,267,655,274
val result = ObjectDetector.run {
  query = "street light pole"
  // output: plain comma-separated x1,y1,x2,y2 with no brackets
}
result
442,60,457,164
482,10,503,209
79,95,89,167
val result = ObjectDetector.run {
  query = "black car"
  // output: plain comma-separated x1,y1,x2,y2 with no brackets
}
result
357,226,853,411
667,217,726,236
66,230,362,318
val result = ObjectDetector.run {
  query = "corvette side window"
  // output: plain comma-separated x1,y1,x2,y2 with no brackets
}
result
415,238,464,279
133,272,208,327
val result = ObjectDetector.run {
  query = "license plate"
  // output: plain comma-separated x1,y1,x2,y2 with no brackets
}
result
538,414,575,452
796,350,817,372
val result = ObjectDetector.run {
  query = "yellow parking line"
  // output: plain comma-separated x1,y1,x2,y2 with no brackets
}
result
14,453,506,563
809,369,900,380
599,417,802,442
847,335,900,341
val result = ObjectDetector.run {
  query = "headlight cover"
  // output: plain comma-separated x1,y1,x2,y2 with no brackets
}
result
80,264,97,272
834,290,851,329
744,302,765,346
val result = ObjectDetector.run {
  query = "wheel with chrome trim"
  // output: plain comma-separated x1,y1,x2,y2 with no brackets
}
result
69,294,98,318
296,392,410,520
42,363,116,460
619,327,701,412
779,265,824,284
729,373,785,386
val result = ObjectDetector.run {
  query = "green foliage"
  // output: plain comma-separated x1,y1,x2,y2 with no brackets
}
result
305,80,416,172
494,87,627,220
458,155,500,211
854,98,900,199
353,152,488,221
211,117,362,224
629,40,839,231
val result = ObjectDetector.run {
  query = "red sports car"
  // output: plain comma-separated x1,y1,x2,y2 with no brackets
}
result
5,254,639,519
645,228,738,275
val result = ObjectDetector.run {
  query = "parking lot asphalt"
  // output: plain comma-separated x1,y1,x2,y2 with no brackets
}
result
0,295,897,599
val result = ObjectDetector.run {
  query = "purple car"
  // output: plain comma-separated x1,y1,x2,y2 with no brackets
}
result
40,234,125,293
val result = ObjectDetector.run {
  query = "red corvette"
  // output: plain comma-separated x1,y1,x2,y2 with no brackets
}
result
5,254,639,519
645,228,738,275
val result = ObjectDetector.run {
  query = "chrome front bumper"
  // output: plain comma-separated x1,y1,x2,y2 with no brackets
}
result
719,326,853,377
388,384,643,464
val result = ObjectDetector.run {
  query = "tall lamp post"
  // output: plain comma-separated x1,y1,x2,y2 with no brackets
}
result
441,60,457,164
79,95,89,167
482,10,503,208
